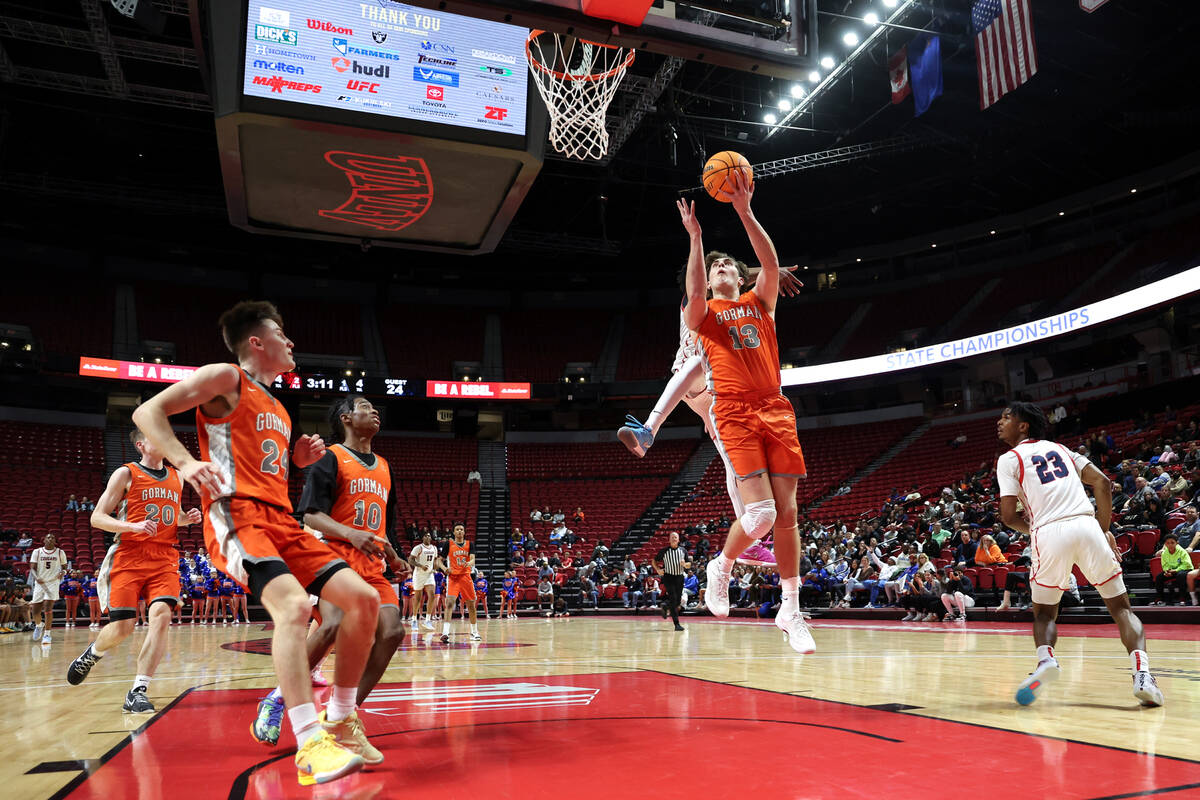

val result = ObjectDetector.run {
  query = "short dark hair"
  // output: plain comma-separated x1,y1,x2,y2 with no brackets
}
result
328,394,367,443
704,251,750,286
1007,401,1049,440
1164,532,1178,542
218,300,283,356
129,427,147,445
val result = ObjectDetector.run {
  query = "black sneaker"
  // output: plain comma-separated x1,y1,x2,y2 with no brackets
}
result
674,624,685,632
660,604,669,619
440,634,450,644
123,689,155,713
67,644,103,685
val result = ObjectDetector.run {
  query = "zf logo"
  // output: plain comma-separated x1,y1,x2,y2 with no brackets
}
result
484,106,509,120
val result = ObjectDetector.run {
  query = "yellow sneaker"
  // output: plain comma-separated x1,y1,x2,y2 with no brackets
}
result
320,710,384,765
294,730,365,786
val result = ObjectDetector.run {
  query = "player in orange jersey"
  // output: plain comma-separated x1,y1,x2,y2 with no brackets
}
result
679,173,815,655
129,301,382,786
67,427,203,712
249,395,411,746
440,523,481,642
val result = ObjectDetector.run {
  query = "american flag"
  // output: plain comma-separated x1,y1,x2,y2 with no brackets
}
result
972,0,1038,110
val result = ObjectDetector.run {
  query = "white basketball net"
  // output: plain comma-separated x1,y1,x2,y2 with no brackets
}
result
526,31,634,161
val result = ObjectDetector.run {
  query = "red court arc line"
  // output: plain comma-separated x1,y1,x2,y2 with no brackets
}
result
641,669,1200,768
1087,782,1200,800
46,688,197,800
227,716,903,799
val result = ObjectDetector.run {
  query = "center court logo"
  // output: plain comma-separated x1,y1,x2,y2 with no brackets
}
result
319,151,433,232
413,66,458,87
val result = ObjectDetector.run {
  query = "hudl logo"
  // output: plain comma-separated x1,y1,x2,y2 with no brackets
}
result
255,24,297,46
419,40,454,54
319,151,433,232
484,106,509,120
353,61,390,78
413,67,458,87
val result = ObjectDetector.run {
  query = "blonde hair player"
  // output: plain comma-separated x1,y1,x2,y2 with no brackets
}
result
996,401,1162,707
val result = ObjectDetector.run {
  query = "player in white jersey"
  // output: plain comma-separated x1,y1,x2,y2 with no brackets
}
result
408,532,443,631
617,264,803,566
29,533,68,644
996,402,1163,708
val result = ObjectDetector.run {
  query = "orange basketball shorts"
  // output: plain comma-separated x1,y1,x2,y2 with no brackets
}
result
98,542,180,613
446,574,477,601
204,497,344,594
710,392,807,481
322,539,399,607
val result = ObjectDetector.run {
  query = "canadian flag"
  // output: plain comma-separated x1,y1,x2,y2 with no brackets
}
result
889,47,910,104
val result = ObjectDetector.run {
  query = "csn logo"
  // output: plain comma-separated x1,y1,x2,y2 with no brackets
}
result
484,106,509,121
419,40,455,54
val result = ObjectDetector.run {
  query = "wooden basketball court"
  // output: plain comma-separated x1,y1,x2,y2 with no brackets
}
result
6,616,1200,799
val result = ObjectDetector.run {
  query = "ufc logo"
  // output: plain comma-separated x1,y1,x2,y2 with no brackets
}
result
426,86,443,100
484,106,508,120
347,80,380,93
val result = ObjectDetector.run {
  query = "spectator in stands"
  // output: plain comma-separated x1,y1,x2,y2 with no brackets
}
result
537,561,556,583
541,506,551,522
573,507,585,525
1111,481,1130,515
642,574,661,610
835,483,851,496
682,569,699,608
510,550,525,567
622,556,636,577
1149,466,1171,490
549,523,568,543
973,534,1009,566
995,570,1030,612
530,508,542,523
1172,506,1200,550
623,572,644,610
1155,533,1191,605
79,496,95,512
902,565,943,622
466,468,482,485
64,495,80,512
940,567,975,621
950,433,968,449
579,575,599,609
551,509,565,525
929,521,952,551
16,533,33,549
552,592,570,617
952,530,978,568
523,531,539,550
837,557,876,608
592,541,609,562
1167,469,1191,501
536,578,555,611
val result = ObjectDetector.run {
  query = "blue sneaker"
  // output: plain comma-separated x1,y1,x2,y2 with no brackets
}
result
1015,659,1059,706
617,415,654,458
251,690,285,746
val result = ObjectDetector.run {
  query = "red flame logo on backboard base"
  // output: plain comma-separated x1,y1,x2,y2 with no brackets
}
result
318,151,433,232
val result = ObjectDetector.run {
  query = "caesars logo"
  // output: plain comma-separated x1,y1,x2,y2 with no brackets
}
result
255,24,297,46
319,151,433,232
475,87,518,103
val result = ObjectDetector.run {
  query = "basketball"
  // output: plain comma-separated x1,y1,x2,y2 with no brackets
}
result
702,151,753,202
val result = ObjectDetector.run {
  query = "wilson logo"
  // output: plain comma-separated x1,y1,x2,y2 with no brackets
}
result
319,151,433,232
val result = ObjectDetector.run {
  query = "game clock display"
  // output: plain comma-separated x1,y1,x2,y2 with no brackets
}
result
243,1,529,135
273,372,414,396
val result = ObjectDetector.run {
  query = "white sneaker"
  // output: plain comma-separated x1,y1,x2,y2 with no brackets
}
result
1133,671,1164,707
901,612,915,621
1015,659,1060,705
775,608,816,654
704,559,730,617
420,618,435,631
42,633,51,645
469,633,482,641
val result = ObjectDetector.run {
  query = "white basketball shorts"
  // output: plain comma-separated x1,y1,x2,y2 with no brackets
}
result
413,568,435,591
1030,514,1125,605
32,581,60,603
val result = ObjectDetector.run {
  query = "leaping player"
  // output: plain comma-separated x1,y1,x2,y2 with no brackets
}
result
441,523,481,643
128,300,385,786
996,402,1163,707
677,174,815,654
252,395,410,752
67,427,202,712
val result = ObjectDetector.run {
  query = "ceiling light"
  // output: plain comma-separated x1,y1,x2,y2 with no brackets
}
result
764,112,777,124
1130,188,1137,193
856,258,862,262
778,98,791,111
883,0,899,7
808,69,821,83
864,12,880,25
790,84,805,98
1058,211,1065,216
820,56,835,70
843,32,860,47
931,243,937,248
989,230,996,235
803,265,809,270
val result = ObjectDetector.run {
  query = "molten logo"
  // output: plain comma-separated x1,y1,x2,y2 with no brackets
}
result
346,79,380,93
307,19,352,34
426,85,443,100
252,75,320,93
331,56,350,72
319,151,433,232
484,106,509,120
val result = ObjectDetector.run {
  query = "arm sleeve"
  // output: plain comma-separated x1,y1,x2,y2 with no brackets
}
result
996,453,1021,497
298,452,338,516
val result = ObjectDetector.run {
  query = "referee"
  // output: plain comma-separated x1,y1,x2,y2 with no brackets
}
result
654,531,692,632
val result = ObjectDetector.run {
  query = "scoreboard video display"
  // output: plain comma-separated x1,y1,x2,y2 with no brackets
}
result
243,1,529,138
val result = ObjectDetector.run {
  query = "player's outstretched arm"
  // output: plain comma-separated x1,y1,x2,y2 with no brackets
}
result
747,265,804,297
726,171,781,313
90,467,155,536
677,198,708,331
132,363,241,499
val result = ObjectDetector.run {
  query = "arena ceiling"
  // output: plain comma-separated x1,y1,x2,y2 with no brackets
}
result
0,0,1196,288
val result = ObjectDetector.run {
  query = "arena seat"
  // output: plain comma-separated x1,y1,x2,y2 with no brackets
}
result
379,305,485,379
501,309,612,383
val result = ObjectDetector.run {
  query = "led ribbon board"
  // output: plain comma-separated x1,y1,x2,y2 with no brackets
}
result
781,265,1200,387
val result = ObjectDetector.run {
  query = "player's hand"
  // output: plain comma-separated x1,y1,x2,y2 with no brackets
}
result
343,526,383,558
726,169,754,214
778,265,805,297
293,434,326,469
185,507,203,526
133,518,159,537
676,198,702,237
180,459,225,500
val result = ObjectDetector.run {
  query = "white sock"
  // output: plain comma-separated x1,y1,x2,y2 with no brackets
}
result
1191,591,1198,605
1130,649,1149,674
716,554,734,576
1036,645,1055,664
647,357,701,435
288,702,322,745
326,685,357,722
781,577,800,609
132,674,152,693
442,622,451,635
470,624,478,635
91,644,108,658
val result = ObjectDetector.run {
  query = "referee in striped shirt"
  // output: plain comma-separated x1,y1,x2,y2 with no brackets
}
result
654,531,692,631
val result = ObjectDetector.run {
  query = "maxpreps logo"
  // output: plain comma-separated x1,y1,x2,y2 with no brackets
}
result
253,59,304,75
252,75,320,94
307,19,352,35
413,66,458,87
255,24,297,46
333,37,400,62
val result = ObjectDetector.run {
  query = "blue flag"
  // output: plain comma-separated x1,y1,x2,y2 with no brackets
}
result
908,34,943,116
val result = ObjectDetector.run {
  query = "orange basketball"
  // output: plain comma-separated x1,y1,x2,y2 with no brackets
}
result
702,150,753,202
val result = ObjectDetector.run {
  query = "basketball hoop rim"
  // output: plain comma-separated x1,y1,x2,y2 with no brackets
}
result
525,29,635,82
